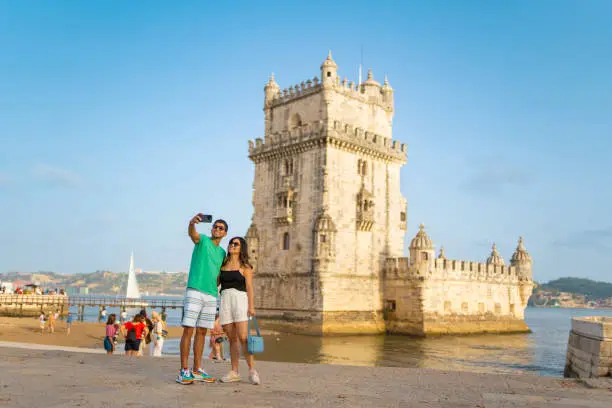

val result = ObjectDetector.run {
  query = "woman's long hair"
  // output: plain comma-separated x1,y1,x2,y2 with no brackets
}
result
106,314,116,326
222,236,252,269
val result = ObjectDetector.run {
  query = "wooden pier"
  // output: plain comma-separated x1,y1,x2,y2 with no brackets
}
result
0,294,183,320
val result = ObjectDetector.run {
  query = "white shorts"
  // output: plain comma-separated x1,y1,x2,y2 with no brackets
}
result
181,289,217,329
219,289,248,326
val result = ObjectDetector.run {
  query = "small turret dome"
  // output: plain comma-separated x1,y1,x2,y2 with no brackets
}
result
362,69,381,87
314,211,336,232
486,243,505,266
320,50,337,70
382,75,393,91
265,73,279,89
437,246,446,259
511,237,531,264
410,224,433,249
246,223,258,238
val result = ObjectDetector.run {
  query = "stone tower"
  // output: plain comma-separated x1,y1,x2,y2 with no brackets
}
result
247,52,408,334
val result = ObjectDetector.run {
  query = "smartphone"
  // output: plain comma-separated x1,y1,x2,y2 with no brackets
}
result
198,214,213,223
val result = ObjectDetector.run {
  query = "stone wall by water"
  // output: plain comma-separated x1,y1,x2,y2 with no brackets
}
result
564,316,612,378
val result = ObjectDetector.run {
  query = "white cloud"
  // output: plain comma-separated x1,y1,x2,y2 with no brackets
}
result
31,164,83,187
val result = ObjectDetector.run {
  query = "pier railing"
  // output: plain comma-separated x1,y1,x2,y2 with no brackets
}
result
0,294,184,309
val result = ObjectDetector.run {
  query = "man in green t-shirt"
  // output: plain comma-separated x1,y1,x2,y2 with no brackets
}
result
176,214,227,385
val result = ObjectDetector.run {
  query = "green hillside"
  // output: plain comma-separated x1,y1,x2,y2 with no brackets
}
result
539,277,612,300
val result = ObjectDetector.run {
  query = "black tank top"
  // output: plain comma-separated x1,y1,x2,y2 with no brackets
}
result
220,270,246,292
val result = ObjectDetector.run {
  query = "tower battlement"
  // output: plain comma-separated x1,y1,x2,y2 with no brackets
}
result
384,257,532,283
248,118,407,164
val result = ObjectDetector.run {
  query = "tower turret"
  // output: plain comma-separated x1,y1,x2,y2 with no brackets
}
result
382,75,394,110
320,51,338,87
511,236,533,281
486,243,505,266
409,224,435,265
264,73,280,107
361,68,381,100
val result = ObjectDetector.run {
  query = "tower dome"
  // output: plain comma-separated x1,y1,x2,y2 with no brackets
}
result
264,73,280,105
314,211,337,232
410,224,433,249
362,68,381,87
486,243,505,266
320,50,337,70
510,237,531,264
320,50,338,86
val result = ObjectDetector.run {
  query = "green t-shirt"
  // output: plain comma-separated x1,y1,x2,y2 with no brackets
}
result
187,234,226,297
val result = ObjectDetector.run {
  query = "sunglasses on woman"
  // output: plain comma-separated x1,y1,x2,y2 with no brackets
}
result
230,241,240,247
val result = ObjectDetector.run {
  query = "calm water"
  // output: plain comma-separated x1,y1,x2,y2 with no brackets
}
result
69,302,610,377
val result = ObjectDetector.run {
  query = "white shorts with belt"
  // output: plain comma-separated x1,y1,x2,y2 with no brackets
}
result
219,288,248,326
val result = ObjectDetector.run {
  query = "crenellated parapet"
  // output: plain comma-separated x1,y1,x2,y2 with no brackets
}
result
264,52,393,112
387,225,533,284
384,257,531,283
265,76,322,108
248,119,407,164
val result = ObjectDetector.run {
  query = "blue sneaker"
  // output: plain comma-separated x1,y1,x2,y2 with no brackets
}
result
176,369,194,385
192,368,216,383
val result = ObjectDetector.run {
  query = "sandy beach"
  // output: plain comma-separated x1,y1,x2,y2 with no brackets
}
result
0,316,184,349
0,344,610,407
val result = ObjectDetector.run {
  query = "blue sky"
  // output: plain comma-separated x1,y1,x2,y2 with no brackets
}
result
1,1,610,282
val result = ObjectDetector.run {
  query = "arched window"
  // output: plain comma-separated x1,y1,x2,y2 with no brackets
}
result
282,232,290,250
288,113,302,130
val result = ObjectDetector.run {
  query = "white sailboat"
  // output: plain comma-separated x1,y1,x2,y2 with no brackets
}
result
126,252,141,299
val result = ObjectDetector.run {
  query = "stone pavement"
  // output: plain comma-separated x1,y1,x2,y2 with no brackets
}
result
0,345,610,407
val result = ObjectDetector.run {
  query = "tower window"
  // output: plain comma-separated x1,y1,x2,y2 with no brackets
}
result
357,159,368,176
320,234,326,243
422,252,429,261
384,300,396,312
327,71,331,77
400,212,406,222
282,232,290,250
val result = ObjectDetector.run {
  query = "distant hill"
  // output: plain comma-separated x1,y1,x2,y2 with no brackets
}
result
538,277,612,300
0,271,188,295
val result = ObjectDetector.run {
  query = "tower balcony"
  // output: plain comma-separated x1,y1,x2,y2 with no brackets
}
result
356,212,374,232
274,207,293,225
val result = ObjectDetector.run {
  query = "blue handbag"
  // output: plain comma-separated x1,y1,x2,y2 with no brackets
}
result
247,317,264,354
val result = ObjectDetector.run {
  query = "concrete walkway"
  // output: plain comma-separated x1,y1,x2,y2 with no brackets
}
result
0,344,610,407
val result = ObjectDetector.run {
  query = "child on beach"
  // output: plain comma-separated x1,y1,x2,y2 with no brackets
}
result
39,312,46,334
66,312,73,335
121,314,148,357
208,317,225,361
48,311,56,333
150,311,165,357
104,314,119,355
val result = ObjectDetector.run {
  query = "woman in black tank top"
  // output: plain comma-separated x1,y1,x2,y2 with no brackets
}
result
217,236,260,385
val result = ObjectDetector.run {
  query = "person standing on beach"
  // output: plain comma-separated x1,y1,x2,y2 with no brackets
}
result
66,312,73,335
150,311,165,357
39,312,46,334
48,311,56,333
176,215,228,385
104,314,119,355
122,314,148,356
218,237,260,385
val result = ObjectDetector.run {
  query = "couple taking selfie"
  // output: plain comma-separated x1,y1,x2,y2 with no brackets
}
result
177,214,260,385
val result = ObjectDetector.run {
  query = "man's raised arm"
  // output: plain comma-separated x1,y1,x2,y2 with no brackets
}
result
188,215,201,244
